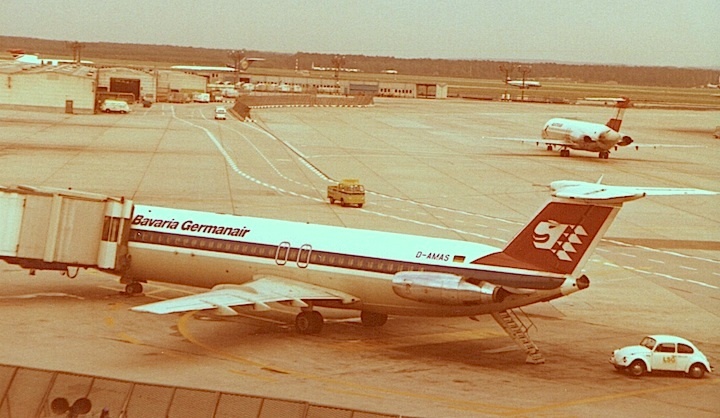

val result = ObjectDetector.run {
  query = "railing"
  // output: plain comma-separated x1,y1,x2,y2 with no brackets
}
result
0,364,406,418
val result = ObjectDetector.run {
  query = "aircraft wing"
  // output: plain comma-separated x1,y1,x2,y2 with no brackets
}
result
625,143,702,149
550,180,718,203
131,276,360,315
480,136,569,147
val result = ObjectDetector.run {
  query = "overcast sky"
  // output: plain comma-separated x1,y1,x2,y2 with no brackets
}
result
2,0,718,68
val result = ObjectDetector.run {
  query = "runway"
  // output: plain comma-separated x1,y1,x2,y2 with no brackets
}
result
0,98,718,417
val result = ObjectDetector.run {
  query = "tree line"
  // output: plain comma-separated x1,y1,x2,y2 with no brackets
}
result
1,36,717,88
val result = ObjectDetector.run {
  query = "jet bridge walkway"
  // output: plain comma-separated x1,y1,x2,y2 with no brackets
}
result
0,185,133,275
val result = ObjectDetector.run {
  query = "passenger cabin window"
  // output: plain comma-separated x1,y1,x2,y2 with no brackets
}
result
655,343,676,353
678,344,694,354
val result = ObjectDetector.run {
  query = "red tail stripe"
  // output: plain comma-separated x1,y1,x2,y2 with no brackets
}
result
472,202,614,275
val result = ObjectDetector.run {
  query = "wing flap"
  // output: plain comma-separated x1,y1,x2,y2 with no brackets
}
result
131,276,360,315
481,136,568,147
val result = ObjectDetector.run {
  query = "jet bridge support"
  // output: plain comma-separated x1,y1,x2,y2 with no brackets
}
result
0,185,133,274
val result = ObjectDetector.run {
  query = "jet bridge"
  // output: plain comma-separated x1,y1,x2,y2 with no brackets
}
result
0,185,133,274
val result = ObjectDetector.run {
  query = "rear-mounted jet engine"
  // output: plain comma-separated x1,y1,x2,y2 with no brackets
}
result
392,271,509,305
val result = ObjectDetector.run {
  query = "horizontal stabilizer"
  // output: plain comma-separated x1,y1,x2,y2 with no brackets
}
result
550,180,718,203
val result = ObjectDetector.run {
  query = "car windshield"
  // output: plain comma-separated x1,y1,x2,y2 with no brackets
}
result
640,336,656,350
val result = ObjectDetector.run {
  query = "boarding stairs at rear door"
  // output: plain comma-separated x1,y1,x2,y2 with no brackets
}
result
491,309,545,364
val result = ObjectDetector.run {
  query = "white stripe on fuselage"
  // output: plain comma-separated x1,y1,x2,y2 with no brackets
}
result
129,204,499,267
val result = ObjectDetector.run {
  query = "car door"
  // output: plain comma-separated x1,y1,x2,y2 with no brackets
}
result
651,342,679,371
674,343,694,371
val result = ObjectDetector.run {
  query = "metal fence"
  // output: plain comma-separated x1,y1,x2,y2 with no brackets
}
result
0,364,403,418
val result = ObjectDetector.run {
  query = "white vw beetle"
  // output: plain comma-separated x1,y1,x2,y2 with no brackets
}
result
610,335,712,378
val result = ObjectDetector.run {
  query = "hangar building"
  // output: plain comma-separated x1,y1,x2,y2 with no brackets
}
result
96,68,207,103
0,61,97,114
97,67,156,103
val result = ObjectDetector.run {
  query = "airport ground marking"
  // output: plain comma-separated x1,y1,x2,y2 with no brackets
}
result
501,377,719,416
176,311,522,414
246,112,720,274
169,108,720,295
183,108,720,278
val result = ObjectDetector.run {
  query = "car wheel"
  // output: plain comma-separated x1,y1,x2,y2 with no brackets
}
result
687,363,705,379
627,360,646,377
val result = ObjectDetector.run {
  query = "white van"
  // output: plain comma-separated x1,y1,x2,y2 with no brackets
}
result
214,106,227,120
100,100,131,114
193,93,210,103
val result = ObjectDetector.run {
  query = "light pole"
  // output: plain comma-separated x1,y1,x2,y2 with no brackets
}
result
499,64,513,101
332,55,345,94
66,41,85,64
228,49,246,85
517,65,532,102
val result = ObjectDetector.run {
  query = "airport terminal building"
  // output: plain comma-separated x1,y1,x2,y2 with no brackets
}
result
0,59,449,114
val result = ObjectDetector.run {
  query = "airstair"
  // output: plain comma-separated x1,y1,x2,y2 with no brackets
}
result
0,185,133,274
491,309,545,364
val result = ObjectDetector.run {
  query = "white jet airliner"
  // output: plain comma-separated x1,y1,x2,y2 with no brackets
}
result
9,51,93,66
483,98,694,159
117,180,714,360
171,58,265,73
0,179,714,362
506,79,541,88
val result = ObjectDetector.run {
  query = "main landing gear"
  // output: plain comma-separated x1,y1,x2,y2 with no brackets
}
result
560,149,570,157
124,281,144,295
295,310,324,334
598,151,610,159
294,310,389,334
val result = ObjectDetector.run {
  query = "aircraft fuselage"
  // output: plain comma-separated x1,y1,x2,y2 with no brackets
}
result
123,205,577,317
542,118,623,153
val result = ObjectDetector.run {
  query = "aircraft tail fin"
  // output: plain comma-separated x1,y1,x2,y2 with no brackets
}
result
476,199,620,276
475,179,716,276
605,98,631,132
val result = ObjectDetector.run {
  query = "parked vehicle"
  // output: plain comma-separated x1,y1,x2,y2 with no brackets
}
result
100,100,131,114
327,179,365,207
193,93,210,103
610,335,712,378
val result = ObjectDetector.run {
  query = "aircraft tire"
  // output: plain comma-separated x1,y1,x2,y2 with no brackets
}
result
360,311,388,327
295,311,323,334
125,282,143,295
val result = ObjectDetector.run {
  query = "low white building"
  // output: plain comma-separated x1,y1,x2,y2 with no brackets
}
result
0,61,97,113
157,70,207,102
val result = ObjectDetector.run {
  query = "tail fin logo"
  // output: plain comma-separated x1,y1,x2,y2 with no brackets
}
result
533,221,588,262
